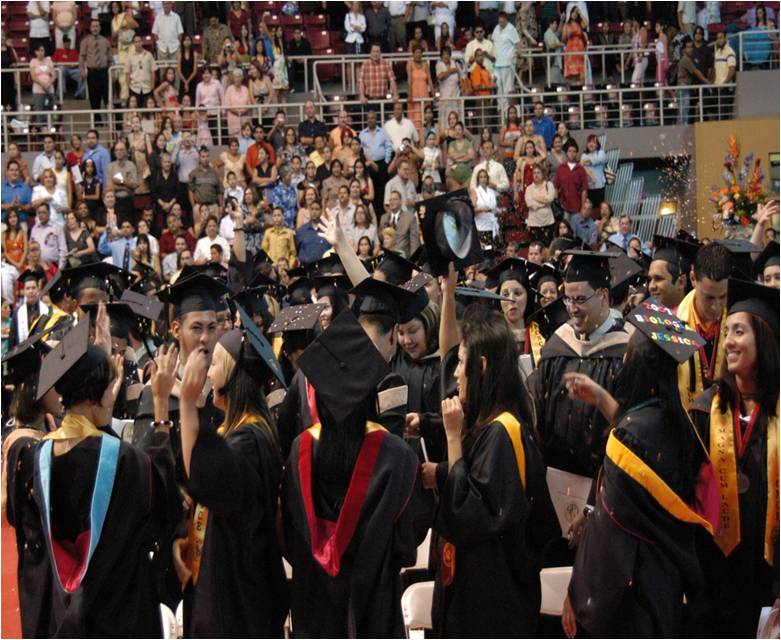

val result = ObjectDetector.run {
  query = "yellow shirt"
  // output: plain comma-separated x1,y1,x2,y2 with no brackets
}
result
262,226,297,265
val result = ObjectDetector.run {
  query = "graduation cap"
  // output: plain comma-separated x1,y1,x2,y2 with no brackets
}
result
416,189,484,277
527,296,570,336
752,241,780,281
375,251,419,285
409,246,431,273
268,303,325,334
249,270,277,288
564,250,612,289
36,319,90,401
41,270,67,302
676,229,700,244
312,274,352,298
715,238,762,280
62,262,132,300
626,297,706,363
79,302,137,340
179,262,229,282
232,286,271,321
1,329,50,385
400,271,433,293
297,309,390,422
484,257,535,291
609,252,644,290
284,267,313,305
727,279,779,338
221,301,287,388
18,268,42,285
252,249,272,268
653,235,699,276
120,289,164,323
314,253,345,276
159,273,230,317
528,262,562,294
351,277,418,323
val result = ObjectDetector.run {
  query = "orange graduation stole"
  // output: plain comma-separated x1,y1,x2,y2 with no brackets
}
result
526,321,546,368
709,395,779,564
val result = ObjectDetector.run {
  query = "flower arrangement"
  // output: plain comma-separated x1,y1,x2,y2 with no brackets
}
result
710,135,768,229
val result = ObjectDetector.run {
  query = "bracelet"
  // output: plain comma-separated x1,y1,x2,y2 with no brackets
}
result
582,505,594,518
152,420,174,429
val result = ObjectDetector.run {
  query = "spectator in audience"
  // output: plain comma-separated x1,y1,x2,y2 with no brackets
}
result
435,46,461,119
321,160,350,209
407,46,434,133
563,3,588,84
419,132,444,185
436,21,454,50
195,66,224,134
492,11,520,115
29,43,55,119
327,185,357,234
691,25,714,81
27,1,52,56
271,26,290,104
269,166,300,229
29,202,67,269
543,16,565,84
383,159,417,213
608,214,640,252
126,34,156,105
570,199,598,248
1,35,19,112
365,2,392,51
228,1,249,39
348,203,379,252
470,168,500,239
384,102,419,152
469,139,509,192
553,141,588,221
629,19,650,84
3,210,28,271
204,14,233,65
514,118,547,161
387,2,410,50
32,135,57,184
527,240,547,266
162,233,188,281
295,201,330,264
223,68,253,138
288,26,313,90
545,134,566,175
106,140,139,224
581,134,607,209
676,38,711,125
152,1,183,64
468,48,495,126
476,1,500,33
188,147,222,217
51,151,72,211
79,19,111,119
31,169,69,225
379,190,420,257
63,210,95,268
359,110,393,214
513,139,543,213
408,24,430,52
160,211,195,257
524,164,557,246
2,162,33,222
112,3,138,103
298,100,329,153
98,218,137,269
431,0,457,42
329,111,357,153
532,101,556,150
345,2,367,54
446,121,476,190
359,43,399,104
193,215,230,264
677,0,696,35
81,129,111,188
277,128,308,169
66,134,84,170
465,23,495,72
713,30,737,115
5,144,31,185
261,205,297,265
177,34,200,103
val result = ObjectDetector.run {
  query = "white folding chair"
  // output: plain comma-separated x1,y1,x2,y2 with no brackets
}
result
539,566,573,617
401,529,432,572
401,580,434,638
160,603,178,640
175,601,183,639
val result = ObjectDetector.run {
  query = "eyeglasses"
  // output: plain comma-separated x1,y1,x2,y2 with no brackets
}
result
563,291,599,308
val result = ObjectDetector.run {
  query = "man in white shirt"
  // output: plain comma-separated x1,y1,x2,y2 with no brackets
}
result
464,23,495,71
27,1,51,55
383,102,419,151
469,140,509,191
386,1,411,51
678,0,696,35
491,11,520,117
32,135,56,183
713,31,736,117
383,160,417,213
152,1,183,64
326,185,357,234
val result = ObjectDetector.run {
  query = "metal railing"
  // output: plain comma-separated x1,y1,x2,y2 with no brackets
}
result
731,27,780,71
0,79,739,151
0,64,74,109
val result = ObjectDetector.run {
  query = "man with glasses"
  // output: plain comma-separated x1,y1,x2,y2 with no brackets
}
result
528,251,630,546
465,24,495,72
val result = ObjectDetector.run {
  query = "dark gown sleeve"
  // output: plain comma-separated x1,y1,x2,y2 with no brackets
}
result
187,424,270,518
276,374,303,461
6,436,39,529
141,430,181,531
391,441,428,565
373,373,408,439
437,424,528,547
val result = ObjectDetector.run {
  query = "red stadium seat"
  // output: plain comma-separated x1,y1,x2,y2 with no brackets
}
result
315,50,340,81
280,14,303,27
8,2,27,16
306,29,330,50
708,22,726,35
303,13,326,27
8,19,30,35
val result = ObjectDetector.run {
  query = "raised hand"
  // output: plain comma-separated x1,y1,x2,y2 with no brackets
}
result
150,344,179,402
180,347,210,403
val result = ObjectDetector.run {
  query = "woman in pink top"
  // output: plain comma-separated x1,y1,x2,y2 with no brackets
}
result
223,68,253,138
29,43,55,119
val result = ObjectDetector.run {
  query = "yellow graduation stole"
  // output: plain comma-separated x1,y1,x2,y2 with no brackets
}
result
41,306,69,335
527,321,546,368
184,413,265,587
494,412,527,490
676,290,727,410
605,429,714,533
709,395,779,564
42,413,103,441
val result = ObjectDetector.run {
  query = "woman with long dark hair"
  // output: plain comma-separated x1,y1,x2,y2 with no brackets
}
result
282,310,423,637
484,257,536,353
176,317,289,637
560,299,713,638
688,280,779,638
430,304,558,637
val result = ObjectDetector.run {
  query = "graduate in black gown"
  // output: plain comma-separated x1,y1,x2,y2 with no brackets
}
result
561,299,713,638
429,303,558,638
282,310,426,638
689,280,780,638
31,271,76,342
5,318,180,637
173,306,289,638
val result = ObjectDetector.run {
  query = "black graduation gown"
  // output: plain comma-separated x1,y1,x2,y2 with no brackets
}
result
6,430,180,638
391,349,446,462
431,420,559,638
568,401,706,638
528,321,629,476
277,369,409,460
282,427,425,638
183,423,289,638
690,387,779,639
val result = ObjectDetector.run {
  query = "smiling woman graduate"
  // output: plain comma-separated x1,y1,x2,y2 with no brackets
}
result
688,280,780,638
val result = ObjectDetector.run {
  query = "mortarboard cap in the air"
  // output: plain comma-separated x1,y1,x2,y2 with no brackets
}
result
416,189,484,277
36,319,90,401
159,273,229,317
626,297,706,363
752,241,780,281
727,278,779,338
297,309,390,422
375,251,419,285
564,250,612,289
219,302,287,387
268,303,325,334
120,289,164,323
314,253,345,276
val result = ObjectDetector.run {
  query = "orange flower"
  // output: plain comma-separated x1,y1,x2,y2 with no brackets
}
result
729,135,740,160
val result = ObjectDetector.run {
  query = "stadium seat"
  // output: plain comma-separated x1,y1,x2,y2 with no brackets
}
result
307,29,330,50
303,13,327,27
401,581,434,637
8,19,30,35
281,14,303,27
539,567,572,617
